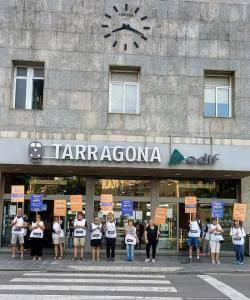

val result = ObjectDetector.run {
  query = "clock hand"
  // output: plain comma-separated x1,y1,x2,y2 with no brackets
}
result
112,23,126,33
126,24,144,36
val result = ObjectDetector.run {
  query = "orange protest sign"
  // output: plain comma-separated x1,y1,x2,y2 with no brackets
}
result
233,203,247,222
101,194,113,213
54,200,67,217
11,185,24,203
185,197,197,214
154,207,167,225
70,195,82,212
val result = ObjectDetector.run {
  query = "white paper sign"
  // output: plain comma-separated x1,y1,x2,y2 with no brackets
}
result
98,212,104,219
10,205,17,216
136,210,143,220
167,208,173,219
114,211,121,219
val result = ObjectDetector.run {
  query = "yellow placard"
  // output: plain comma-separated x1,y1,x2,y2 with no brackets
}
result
101,194,113,213
185,196,197,214
54,200,67,217
233,203,247,222
70,195,82,212
154,207,167,225
11,185,24,203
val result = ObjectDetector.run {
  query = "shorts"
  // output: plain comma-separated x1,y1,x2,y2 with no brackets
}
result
187,237,200,248
74,237,85,247
210,240,221,253
11,234,24,245
91,239,101,248
52,237,64,245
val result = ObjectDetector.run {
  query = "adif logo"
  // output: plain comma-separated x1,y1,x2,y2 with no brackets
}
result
29,142,43,160
169,149,219,166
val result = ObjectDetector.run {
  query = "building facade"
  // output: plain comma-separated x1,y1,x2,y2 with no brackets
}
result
0,0,250,251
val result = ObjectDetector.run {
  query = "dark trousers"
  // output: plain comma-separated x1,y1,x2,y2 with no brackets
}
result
146,239,158,259
235,244,244,262
106,237,116,258
30,238,43,257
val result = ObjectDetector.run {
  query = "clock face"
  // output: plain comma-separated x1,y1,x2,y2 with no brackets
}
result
102,3,150,51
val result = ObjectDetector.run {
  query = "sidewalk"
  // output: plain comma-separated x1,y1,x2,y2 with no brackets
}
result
0,253,250,274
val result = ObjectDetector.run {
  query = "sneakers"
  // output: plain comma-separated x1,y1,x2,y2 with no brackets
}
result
233,261,239,264
216,261,221,264
238,261,244,265
145,258,150,263
152,259,156,263
196,257,201,263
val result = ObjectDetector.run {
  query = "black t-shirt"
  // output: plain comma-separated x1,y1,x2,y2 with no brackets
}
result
145,225,158,241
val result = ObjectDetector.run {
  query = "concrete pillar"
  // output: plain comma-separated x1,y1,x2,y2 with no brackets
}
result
0,173,5,247
85,177,95,252
150,179,160,218
241,176,250,233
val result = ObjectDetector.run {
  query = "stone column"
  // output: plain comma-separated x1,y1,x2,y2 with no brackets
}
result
0,173,5,247
85,177,95,252
241,176,250,233
150,179,160,219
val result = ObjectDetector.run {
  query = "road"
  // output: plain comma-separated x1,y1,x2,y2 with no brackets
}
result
0,270,249,299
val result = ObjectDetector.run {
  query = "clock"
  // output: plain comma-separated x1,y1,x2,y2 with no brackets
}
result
102,3,150,51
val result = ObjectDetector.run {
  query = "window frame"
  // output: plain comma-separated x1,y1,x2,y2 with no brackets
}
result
109,70,140,114
204,75,232,118
13,65,44,110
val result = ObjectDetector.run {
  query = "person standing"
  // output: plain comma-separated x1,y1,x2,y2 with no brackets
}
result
105,212,117,261
144,219,160,263
29,214,45,261
72,212,87,261
11,208,27,260
125,219,138,262
52,216,64,259
230,220,246,265
187,214,201,262
90,217,102,261
209,218,224,264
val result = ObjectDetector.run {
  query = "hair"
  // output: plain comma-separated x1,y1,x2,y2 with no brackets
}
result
35,214,41,221
77,211,84,217
212,218,217,222
128,219,134,225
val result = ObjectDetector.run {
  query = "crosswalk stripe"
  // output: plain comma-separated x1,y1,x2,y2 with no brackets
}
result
0,295,183,300
23,272,166,279
11,278,171,285
69,266,183,273
0,285,177,293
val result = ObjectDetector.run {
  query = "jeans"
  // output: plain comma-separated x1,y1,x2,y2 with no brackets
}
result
106,237,116,259
126,244,135,261
146,239,158,259
235,244,244,262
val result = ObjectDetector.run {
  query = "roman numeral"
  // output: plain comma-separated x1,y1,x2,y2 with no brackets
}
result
113,41,118,48
104,33,111,38
141,35,147,41
125,4,128,11
124,44,127,51
134,7,139,14
102,24,109,28
134,42,139,48
141,16,147,21
105,13,111,19
143,26,150,30
113,6,118,13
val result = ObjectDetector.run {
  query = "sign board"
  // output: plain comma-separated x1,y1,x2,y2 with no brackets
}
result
11,185,24,203
212,201,224,219
54,200,67,217
185,197,197,214
42,204,47,211
154,207,167,225
136,210,143,220
101,194,113,213
167,208,173,219
9,205,17,216
70,195,82,212
233,203,247,222
114,211,121,219
30,194,43,212
121,200,134,216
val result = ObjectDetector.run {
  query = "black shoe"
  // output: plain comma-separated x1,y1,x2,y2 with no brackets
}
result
196,257,201,263
189,257,193,263
106,257,110,261
110,257,115,262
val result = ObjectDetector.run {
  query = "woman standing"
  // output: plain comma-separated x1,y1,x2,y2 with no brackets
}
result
144,219,160,263
52,216,64,260
105,212,117,261
125,219,138,262
209,218,224,264
230,220,246,265
29,214,45,261
90,217,102,261
72,212,87,261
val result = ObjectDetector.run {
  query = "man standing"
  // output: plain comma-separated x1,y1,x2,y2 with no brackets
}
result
11,208,27,260
187,213,201,263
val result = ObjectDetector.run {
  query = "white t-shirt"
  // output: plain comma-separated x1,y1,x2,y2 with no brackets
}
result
209,224,223,242
230,227,246,245
188,221,201,238
90,223,102,240
105,221,117,238
73,219,86,237
30,221,44,239
12,216,25,235
52,222,64,240
125,226,137,245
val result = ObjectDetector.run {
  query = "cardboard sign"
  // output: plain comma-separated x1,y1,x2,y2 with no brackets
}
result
30,194,43,212
185,197,197,214
101,194,113,213
121,200,134,216
54,200,67,217
212,201,224,219
70,195,82,212
11,185,24,203
154,207,167,225
233,203,247,222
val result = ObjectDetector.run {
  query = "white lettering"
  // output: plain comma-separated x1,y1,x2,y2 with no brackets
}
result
150,147,162,162
88,145,98,161
113,147,124,162
76,145,86,160
100,146,112,161
125,146,137,162
52,144,62,159
137,147,149,162
62,145,73,160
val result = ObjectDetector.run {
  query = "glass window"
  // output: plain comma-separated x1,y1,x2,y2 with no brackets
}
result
14,65,44,109
204,75,231,118
109,70,139,114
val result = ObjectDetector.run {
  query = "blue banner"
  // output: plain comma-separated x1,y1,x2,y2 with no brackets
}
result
30,194,43,212
212,201,224,219
121,200,133,216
